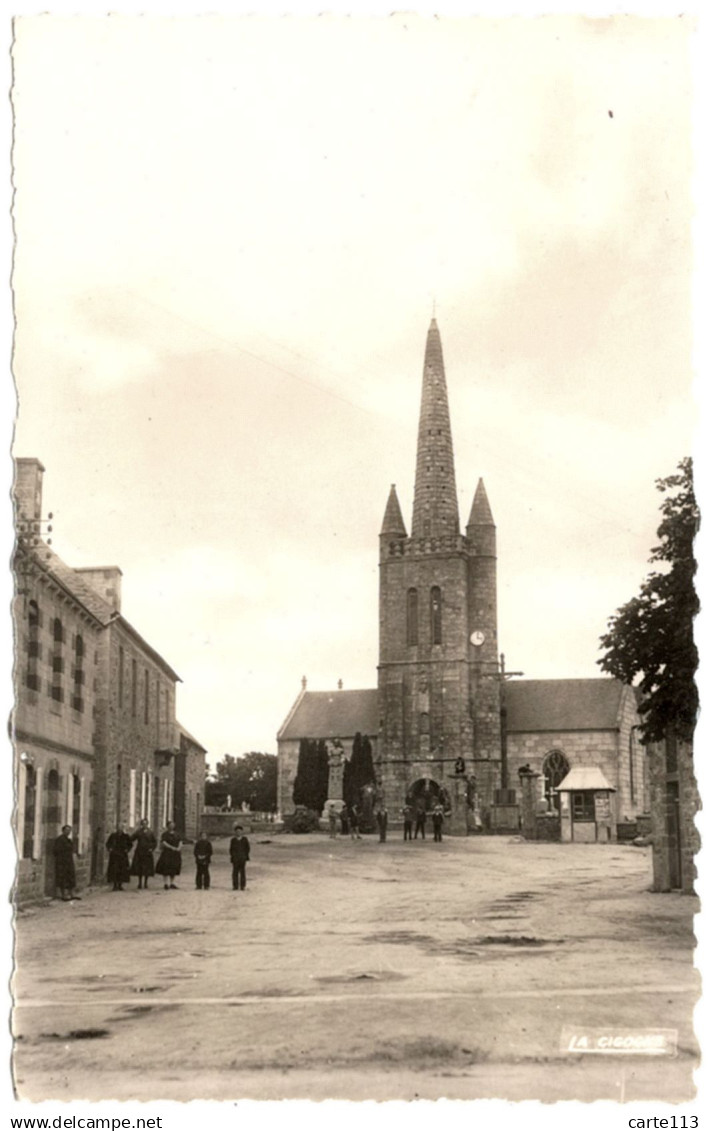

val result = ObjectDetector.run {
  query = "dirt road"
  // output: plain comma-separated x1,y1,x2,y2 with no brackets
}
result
13,833,699,1102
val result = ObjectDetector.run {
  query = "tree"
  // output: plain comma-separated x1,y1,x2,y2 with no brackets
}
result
598,457,699,744
343,732,375,809
205,752,277,811
292,739,329,813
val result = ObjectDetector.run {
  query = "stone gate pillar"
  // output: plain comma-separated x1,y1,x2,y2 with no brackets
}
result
447,774,470,836
519,768,541,840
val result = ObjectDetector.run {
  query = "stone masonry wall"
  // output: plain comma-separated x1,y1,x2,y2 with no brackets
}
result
14,574,99,905
507,730,623,819
92,623,177,879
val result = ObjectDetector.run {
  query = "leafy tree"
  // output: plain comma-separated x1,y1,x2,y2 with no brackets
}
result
343,732,375,809
205,752,277,811
292,739,329,813
598,457,699,744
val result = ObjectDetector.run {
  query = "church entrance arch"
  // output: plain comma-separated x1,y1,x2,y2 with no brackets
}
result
407,777,442,812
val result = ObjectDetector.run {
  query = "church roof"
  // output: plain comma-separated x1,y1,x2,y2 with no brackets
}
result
278,678,629,743
506,678,626,733
278,689,378,741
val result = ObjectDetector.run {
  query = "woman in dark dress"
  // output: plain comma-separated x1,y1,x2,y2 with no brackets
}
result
130,818,157,889
54,824,79,901
155,820,182,890
106,821,132,891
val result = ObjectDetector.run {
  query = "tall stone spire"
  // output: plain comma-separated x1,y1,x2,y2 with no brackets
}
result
411,319,460,539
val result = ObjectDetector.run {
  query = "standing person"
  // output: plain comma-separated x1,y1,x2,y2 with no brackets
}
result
155,820,182,890
432,804,444,843
376,806,388,843
402,803,414,841
327,804,338,839
106,821,132,892
193,830,213,890
54,825,80,901
349,804,362,840
339,805,350,837
414,806,427,840
229,824,251,891
130,817,157,890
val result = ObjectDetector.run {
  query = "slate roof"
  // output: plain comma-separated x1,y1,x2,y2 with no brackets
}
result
506,678,625,733
24,541,181,682
555,766,616,792
278,689,379,741
30,543,114,625
278,678,628,743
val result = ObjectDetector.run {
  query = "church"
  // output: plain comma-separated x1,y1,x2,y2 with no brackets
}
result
277,320,647,838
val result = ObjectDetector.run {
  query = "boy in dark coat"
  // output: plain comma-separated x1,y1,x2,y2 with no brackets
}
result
229,824,251,891
376,807,388,843
194,830,213,889
402,804,414,841
432,804,444,842
414,807,427,839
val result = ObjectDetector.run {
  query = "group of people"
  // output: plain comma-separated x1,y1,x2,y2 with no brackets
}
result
327,803,363,840
325,801,446,843
102,820,252,893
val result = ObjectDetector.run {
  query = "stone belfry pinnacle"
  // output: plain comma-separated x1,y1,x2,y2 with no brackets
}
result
411,318,460,539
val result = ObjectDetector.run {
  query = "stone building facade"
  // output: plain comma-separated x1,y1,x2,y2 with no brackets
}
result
505,679,647,824
12,458,206,904
276,320,647,835
277,684,379,816
13,459,105,903
87,585,182,882
174,726,207,842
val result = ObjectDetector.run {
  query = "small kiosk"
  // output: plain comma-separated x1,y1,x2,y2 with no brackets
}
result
555,766,617,843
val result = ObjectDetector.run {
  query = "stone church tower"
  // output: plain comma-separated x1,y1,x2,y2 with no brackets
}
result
377,318,501,817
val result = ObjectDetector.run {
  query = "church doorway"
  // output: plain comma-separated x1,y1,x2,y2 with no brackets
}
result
407,778,442,812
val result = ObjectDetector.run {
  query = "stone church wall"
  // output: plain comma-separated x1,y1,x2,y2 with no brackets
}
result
507,730,622,816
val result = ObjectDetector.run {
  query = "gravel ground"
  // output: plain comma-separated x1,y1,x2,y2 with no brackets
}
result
12,833,699,1102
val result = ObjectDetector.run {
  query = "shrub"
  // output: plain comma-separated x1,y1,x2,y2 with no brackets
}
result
290,806,321,834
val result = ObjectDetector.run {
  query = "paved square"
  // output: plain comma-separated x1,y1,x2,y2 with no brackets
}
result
13,834,698,1102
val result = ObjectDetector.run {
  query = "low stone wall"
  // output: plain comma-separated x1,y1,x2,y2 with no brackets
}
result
534,814,560,842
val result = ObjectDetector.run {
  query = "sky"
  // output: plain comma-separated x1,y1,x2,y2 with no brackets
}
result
9,13,699,767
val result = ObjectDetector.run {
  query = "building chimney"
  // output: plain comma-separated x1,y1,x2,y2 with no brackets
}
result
13,458,45,523
74,566,123,614
301,675,307,691
337,679,343,690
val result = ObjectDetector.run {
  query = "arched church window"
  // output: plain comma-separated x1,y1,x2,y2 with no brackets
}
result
431,586,442,645
406,589,418,647
543,750,569,809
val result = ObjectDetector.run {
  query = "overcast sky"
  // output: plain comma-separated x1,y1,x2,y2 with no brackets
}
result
10,14,698,765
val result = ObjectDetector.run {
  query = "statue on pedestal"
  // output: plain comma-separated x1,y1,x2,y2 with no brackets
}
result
326,738,345,800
